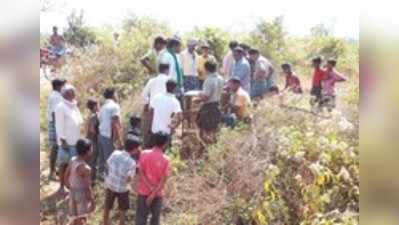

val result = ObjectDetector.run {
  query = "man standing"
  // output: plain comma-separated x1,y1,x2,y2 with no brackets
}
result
197,42,217,89
232,46,251,93
135,132,172,225
98,87,123,178
55,84,83,193
140,36,167,75
196,60,224,143
222,41,239,78
248,48,276,99
149,80,182,146
47,78,66,180
142,63,170,148
310,56,326,106
159,38,184,96
49,26,65,57
180,38,199,91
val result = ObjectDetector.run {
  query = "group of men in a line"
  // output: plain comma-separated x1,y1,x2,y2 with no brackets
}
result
46,34,347,225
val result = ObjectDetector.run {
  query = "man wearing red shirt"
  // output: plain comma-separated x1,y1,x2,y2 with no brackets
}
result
282,63,302,94
310,56,325,102
135,132,171,225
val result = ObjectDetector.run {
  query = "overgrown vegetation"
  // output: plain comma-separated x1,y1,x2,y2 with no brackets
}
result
40,13,359,225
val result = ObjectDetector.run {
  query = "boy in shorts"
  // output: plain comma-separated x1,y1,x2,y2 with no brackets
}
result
103,137,141,225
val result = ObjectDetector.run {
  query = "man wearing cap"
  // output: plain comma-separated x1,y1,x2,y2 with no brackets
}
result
159,38,184,97
197,42,217,89
232,46,251,93
180,38,199,91
47,78,66,180
55,84,83,193
141,36,167,75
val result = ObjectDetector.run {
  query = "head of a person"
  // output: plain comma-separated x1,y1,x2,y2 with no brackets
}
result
76,138,92,160
269,86,280,94
327,58,337,70
152,132,170,152
166,79,177,94
229,40,239,51
113,32,120,41
248,48,260,62
187,38,197,52
201,43,210,55
62,84,76,101
312,56,322,68
281,63,292,75
228,78,241,92
51,78,66,92
129,115,141,128
154,36,167,51
167,38,182,53
103,87,118,101
52,26,58,35
233,47,244,61
239,43,250,54
86,98,98,113
159,63,170,75
124,136,141,157
204,60,218,74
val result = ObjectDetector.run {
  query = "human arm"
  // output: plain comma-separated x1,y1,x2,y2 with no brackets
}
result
111,116,123,148
64,163,71,189
77,164,95,212
140,51,156,74
55,105,68,148
334,70,347,82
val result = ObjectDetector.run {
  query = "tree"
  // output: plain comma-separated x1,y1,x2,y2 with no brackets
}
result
310,23,333,37
63,9,97,48
188,27,231,61
247,16,287,63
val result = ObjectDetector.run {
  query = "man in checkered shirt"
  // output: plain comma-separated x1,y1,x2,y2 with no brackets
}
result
103,137,141,225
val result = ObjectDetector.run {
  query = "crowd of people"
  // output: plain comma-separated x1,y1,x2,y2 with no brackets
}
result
46,34,347,225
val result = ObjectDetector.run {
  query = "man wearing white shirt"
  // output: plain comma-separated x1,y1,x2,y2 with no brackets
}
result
47,78,66,180
55,84,83,193
180,38,199,91
222,41,239,78
159,38,184,96
149,79,182,148
98,87,123,177
142,63,170,147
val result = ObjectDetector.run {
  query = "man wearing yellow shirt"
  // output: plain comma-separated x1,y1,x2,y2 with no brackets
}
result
197,42,217,89
222,77,252,128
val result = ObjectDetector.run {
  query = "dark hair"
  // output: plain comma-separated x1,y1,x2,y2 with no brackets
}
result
86,98,98,110
129,115,141,128
312,56,322,64
229,78,241,85
103,87,116,99
166,79,177,93
167,38,181,48
327,59,337,67
281,63,291,70
154,36,167,45
152,132,169,148
159,63,170,73
239,43,250,50
76,138,92,156
248,48,259,55
125,136,141,152
229,41,239,50
51,78,66,90
204,60,217,73
269,86,280,93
